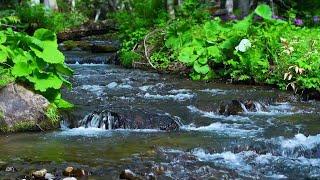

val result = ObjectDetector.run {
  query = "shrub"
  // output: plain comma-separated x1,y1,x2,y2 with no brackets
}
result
0,28,73,109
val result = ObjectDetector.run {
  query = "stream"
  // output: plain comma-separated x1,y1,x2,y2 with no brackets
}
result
0,48,319,179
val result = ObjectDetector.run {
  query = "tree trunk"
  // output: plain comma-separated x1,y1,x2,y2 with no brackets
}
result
44,0,59,11
225,0,233,15
167,0,175,19
30,0,40,5
94,9,101,22
239,0,250,18
71,0,76,11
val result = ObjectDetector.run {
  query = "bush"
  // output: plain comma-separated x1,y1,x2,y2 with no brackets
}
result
15,3,87,33
165,4,319,92
0,28,73,109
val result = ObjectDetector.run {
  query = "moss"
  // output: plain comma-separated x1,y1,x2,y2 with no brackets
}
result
0,108,3,120
11,121,38,132
45,104,60,124
0,104,62,133
63,40,77,50
0,120,37,133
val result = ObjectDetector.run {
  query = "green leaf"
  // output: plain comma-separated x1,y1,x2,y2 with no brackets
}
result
198,57,208,65
255,4,272,20
31,46,65,64
11,62,32,77
33,28,56,42
0,68,14,88
190,72,201,80
233,14,253,32
27,73,63,92
55,63,74,76
0,49,7,63
178,47,198,64
0,32,6,44
207,46,221,60
194,61,210,74
55,98,74,109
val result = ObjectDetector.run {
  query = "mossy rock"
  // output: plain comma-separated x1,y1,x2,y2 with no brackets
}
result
0,84,60,133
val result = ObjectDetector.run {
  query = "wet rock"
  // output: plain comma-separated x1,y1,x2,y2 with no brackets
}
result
60,40,119,53
57,20,116,42
218,100,267,115
63,51,115,64
32,169,47,178
91,41,119,53
63,178,77,180
218,100,244,115
153,165,165,175
5,166,17,172
120,169,139,180
63,166,88,177
0,161,7,170
0,83,53,132
78,109,182,131
79,110,124,130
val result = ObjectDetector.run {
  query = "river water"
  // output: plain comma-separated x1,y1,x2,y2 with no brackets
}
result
0,51,319,179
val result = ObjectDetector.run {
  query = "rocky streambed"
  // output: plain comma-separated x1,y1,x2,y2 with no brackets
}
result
0,46,319,179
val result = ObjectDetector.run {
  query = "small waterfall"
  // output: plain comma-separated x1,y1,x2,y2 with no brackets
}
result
253,102,263,112
240,102,249,113
78,110,123,130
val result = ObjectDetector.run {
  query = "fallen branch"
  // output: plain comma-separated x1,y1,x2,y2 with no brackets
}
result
143,29,163,70
36,123,45,132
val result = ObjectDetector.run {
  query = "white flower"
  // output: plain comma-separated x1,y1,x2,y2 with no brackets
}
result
235,39,252,52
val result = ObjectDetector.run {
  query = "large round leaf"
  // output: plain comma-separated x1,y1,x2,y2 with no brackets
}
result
11,62,32,77
194,61,210,74
255,4,272,20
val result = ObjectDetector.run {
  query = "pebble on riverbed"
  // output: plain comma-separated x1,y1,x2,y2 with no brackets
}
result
5,166,17,172
32,169,47,178
63,166,89,177
120,169,140,180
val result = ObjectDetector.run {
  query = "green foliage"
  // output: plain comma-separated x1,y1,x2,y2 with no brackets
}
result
114,0,167,67
255,4,273,20
0,28,73,109
0,67,14,88
15,3,87,33
45,103,60,125
150,52,170,69
162,4,319,92
120,51,141,68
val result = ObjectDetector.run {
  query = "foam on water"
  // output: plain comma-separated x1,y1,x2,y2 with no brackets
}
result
199,88,226,95
139,85,154,91
192,148,320,178
187,105,250,122
56,127,161,137
79,85,105,96
181,122,261,136
107,82,133,89
168,89,192,94
56,127,112,137
143,93,195,101
280,133,320,150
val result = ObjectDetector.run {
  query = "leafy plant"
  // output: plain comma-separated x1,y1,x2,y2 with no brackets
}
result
0,28,73,109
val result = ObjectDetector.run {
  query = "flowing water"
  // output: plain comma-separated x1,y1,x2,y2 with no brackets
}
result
0,50,319,179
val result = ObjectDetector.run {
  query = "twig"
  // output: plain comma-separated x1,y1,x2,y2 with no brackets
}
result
0,24,17,28
143,29,163,69
36,123,45,132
